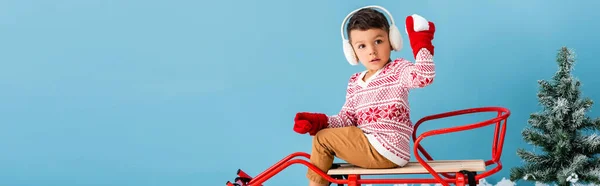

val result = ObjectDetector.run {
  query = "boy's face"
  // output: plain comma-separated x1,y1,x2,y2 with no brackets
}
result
349,28,392,72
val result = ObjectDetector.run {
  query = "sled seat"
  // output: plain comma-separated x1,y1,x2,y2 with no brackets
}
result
327,160,486,175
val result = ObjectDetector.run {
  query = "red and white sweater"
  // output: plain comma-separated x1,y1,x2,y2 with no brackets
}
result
327,48,435,166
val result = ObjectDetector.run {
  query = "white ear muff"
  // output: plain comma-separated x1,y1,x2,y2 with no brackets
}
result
388,24,403,51
340,5,402,66
342,39,358,65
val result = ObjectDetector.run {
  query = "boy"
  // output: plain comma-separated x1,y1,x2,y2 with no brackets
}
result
292,5,436,186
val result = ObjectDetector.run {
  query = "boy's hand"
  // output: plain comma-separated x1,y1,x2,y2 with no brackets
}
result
293,112,328,136
405,14,435,58
293,120,312,134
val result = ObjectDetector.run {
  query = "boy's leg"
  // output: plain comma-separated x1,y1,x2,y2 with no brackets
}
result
306,126,397,184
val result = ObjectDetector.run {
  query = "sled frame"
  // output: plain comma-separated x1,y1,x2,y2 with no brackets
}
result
227,106,510,186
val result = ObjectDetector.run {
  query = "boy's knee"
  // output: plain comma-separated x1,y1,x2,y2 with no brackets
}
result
311,130,324,145
311,128,334,149
313,127,327,137
312,127,334,141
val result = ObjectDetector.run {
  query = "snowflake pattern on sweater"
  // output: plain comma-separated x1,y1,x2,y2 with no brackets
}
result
327,48,435,166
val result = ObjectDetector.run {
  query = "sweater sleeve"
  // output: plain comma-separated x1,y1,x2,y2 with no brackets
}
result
394,48,435,88
326,74,358,128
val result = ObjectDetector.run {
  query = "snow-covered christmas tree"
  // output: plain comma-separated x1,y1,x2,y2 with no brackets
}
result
509,47,600,186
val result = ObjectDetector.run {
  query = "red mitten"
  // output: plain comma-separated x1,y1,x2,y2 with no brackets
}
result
293,112,328,136
405,14,436,58
293,120,312,134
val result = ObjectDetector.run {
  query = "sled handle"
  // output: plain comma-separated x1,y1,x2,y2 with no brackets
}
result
411,107,510,183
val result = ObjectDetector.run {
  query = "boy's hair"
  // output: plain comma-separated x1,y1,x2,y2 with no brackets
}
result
346,8,390,41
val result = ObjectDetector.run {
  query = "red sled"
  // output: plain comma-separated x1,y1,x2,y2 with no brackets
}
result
225,106,510,186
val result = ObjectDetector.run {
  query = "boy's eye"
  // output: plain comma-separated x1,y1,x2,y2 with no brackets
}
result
375,40,383,44
357,44,365,49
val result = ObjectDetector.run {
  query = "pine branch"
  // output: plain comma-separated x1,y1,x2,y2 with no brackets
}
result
578,164,600,184
553,47,575,82
578,117,600,132
537,79,559,110
516,148,553,167
566,154,589,173
538,79,555,93
571,107,586,130
510,166,526,181
554,129,575,158
532,166,556,183
571,97,594,131
567,78,582,102
574,133,600,155
583,117,600,131
580,97,594,111
522,127,555,151
510,162,556,183
537,80,556,109
529,112,551,133
551,97,570,126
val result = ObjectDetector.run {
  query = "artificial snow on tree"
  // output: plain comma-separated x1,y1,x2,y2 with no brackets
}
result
509,47,600,186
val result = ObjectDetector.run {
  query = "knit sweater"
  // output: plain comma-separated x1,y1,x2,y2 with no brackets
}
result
327,48,435,166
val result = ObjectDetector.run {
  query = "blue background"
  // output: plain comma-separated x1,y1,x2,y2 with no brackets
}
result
1,0,599,185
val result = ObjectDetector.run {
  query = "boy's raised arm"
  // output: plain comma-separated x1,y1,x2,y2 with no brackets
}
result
394,14,436,88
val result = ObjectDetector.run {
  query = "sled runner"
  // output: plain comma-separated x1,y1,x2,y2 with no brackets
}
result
225,106,510,186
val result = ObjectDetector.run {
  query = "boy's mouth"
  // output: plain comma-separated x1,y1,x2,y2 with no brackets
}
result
370,58,381,63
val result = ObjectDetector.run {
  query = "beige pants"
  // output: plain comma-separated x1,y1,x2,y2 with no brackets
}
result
306,126,398,184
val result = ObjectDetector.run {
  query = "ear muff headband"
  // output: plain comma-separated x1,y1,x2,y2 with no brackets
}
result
340,5,403,66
